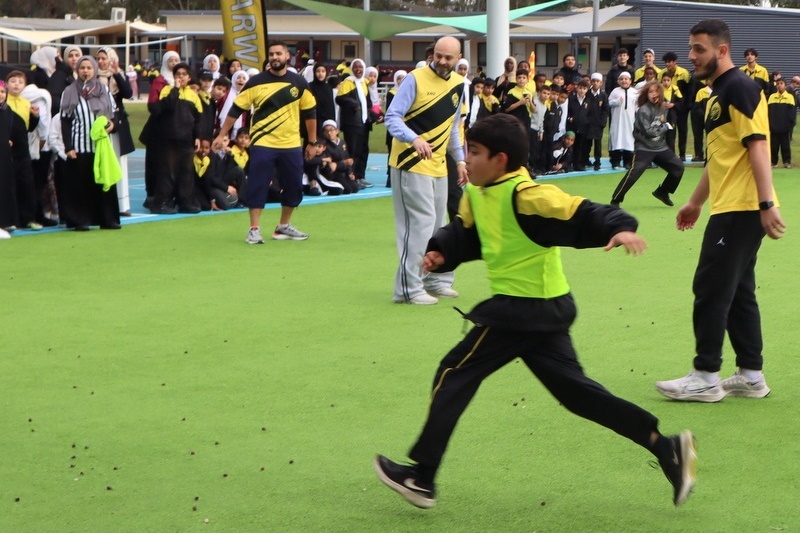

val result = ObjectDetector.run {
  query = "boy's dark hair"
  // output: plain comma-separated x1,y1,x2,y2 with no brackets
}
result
173,63,191,76
552,72,565,80
483,78,495,88
562,53,575,62
5,70,26,82
534,73,547,82
576,79,590,89
424,44,435,60
213,77,232,88
472,78,485,87
515,68,529,78
198,69,214,81
644,66,656,75
617,48,629,56
188,78,200,86
235,128,250,137
662,51,678,62
744,47,758,57
661,71,673,80
466,114,528,171
690,19,731,48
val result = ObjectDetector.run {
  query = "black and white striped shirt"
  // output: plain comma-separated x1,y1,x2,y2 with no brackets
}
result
69,92,116,153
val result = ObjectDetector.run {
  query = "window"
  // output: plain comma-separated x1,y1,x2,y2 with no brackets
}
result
372,41,391,63
342,42,357,59
6,39,32,65
413,41,434,62
535,43,559,68
599,48,613,62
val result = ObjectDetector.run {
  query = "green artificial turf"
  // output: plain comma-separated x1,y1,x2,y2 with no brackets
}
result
1,168,799,532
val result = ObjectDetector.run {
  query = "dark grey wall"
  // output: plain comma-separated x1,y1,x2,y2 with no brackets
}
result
628,0,800,78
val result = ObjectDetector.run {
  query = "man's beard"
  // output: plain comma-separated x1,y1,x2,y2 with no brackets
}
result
695,56,718,80
270,59,287,71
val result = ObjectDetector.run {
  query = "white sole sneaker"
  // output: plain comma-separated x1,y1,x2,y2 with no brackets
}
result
655,373,727,403
721,373,771,398
675,430,698,506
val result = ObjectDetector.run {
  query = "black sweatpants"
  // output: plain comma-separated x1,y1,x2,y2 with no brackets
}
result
611,149,684,204
409,325,660,476
770,130,791,166
691,112,705,159
692,211,765,372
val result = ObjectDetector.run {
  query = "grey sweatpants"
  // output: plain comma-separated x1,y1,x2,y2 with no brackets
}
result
390,167,454,302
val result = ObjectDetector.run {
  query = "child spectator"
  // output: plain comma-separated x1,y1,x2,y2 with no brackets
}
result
553,86,569,143
608,71,637,169
192,138,216,210
530,85,551,173
210,132,247,208
374,113,697,511
5,70,42,230
610,81,684,207
501,69,534,132
478,79,500,120
195,70,217,141
547,130,575,174
321,119,359,194
660,72,684,155
148,62,203,214
0,80,30,233
231,128,250,171
587,73,609,171
567,80,591,171
219,71,249,139
767,78,796,168
465,77,484,130
211,77,231,131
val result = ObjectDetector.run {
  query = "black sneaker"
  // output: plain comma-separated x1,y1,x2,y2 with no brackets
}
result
652,189,674,206
658,430,698,506
374,455,436,509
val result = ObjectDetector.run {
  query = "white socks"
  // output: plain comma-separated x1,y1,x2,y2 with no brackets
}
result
740,368,764,381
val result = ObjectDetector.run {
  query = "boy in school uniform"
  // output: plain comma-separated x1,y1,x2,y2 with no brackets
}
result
374,113,698,511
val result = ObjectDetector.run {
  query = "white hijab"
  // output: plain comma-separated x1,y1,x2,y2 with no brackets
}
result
364,66,380,108
31,47,58,77
160,51,180,85
348,58,368,122
220,71,249,137
202,54,221,79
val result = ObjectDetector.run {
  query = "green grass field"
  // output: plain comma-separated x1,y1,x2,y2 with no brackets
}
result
1,165,798,532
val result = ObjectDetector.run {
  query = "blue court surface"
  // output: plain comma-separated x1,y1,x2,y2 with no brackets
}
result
12,150,628,236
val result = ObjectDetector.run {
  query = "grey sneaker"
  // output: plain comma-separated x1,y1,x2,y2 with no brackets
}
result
655,371,726,402
245,227,264,244
721,371,770,398
272,224,308,241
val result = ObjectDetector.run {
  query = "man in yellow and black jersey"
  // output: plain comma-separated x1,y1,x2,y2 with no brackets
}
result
213,41,318,245
661,51,692,160
375,114,699,510
385,35,467,305
656,19,786,403
740,47,769,95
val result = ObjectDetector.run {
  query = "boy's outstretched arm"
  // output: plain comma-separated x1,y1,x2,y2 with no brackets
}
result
604,231,648,255
425,215,482,273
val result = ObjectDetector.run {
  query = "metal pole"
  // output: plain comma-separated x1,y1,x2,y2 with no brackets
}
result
486,0,509,79
589,0,599,74
363,0,371,66
125,20,131,69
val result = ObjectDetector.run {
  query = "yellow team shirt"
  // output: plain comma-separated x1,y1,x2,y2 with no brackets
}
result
6,94,32,129
704,68,778,214
158,85,203,114
634,64,662,83
232,70,316,149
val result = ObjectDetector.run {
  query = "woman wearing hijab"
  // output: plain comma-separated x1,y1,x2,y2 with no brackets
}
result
335,58,373,188
96,46,135,216
202,54,221,80
60,56,120,230
140,50,181,209
0,80,30,233
219,70,249,139
226,59,243,78
63,45,84,81
30,46,72,116
494,55,517,104
309,64,335,138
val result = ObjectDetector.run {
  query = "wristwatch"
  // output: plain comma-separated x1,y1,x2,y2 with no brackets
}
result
308,140,321,147
758,200,774,210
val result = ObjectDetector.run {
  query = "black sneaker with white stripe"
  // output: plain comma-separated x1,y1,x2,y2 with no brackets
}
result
658,430,698,506
374,455,436,509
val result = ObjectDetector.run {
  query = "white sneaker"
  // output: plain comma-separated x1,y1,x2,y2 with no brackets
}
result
272,224,309,241
427,287,459,298
404,293,439,305
0,228,10,239
655,371,726,402
245,227,264,244
721,371,771,398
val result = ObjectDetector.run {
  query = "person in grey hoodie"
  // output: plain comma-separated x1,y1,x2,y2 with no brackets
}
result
610,81,684,207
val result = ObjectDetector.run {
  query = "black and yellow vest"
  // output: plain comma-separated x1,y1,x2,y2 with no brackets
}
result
389,66,464,177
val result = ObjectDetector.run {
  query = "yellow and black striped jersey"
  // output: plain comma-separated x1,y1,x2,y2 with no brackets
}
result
231,70,316,149
739,63,769,94
704,67,778,214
